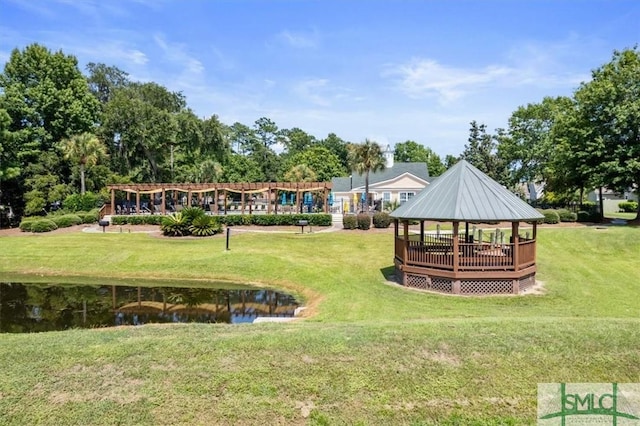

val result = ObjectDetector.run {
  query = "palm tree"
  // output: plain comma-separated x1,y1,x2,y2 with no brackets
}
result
60,133,108,194
348,139,386,211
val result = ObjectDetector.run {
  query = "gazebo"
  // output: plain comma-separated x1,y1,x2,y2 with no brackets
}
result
390,160,545,295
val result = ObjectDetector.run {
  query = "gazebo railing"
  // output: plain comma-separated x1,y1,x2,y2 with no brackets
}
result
396,236,536,272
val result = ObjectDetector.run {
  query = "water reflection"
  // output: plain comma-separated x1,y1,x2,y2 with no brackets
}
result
0,283,299,333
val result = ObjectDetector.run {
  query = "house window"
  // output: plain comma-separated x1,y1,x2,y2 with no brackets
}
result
382,192,391,203
399,192,415,204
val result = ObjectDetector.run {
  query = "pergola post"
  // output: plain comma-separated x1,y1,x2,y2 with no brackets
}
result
223,189,227,215
110,188,115,215
241,187,245,214
214,189,218,214
136,192,140,214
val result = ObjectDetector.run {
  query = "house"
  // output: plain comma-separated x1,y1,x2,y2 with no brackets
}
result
331,145,431,213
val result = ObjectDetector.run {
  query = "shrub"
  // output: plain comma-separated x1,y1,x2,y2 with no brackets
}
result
618,201,638,213
373,212,392,228
51,214,83,228
77,210,99,224
541,209,560,224
342,214,357,230
110,215,164,226
19,217,40,232
577,210,600,222
30,219,58,233
161,213,190,236
181,206,207,224
190,215,222,237
556,209,577,222
63,192,103,212
357,213,371,230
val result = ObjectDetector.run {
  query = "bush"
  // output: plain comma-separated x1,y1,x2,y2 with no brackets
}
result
541,209,560,224
189,215,222,237
342,215,357,230
618,201,638,213
19,217,40,232
577,210,601,222
29,219,58,233
51,214,83,228
218,213,331,227
556,209,577,222
110,215,164,226
373,212,392,228
181,206,207,224
77,210,99,224
357,213,371,230
63,192,103,212
161,213,190,236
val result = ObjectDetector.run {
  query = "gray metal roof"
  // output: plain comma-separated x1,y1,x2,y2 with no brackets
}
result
332,162,430,192
390,160,544,222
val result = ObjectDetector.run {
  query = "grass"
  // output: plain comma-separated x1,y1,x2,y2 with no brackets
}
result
0,225,639,425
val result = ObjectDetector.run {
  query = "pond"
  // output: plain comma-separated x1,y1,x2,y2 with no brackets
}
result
0,282,300,333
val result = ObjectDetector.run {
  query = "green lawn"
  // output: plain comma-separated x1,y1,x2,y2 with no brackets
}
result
1,225,639,425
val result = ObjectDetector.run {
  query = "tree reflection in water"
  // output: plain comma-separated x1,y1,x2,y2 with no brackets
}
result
0,282,299,333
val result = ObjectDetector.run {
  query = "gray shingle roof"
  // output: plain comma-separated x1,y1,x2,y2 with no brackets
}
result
390,160,544,222
332,162,430,192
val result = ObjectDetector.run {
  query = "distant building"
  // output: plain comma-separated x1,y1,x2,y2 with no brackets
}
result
331,145,431,213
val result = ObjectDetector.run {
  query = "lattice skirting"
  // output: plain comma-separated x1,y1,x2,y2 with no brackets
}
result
519,274,536,292
460,280,512,294
399,271,535,295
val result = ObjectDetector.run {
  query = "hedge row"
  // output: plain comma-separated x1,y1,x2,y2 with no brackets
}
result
110,215,164,225
343,212,392,230
536,208,578,224
19,211,98,232
111,213,332,227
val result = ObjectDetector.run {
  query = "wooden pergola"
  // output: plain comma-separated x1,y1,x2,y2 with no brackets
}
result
391,160,544,295
103,181,332,217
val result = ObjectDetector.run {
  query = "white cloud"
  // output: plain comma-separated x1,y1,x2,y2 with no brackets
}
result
154,34,204,76
386,59,513,103
277,30,319,48
293,78,331,106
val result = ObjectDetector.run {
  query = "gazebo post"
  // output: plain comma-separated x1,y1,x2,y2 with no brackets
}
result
419,220,425,243
452,221,460,294
512,222,520,271
403,220,409,267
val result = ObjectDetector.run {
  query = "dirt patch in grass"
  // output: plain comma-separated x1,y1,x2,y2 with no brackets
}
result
41,364,144,405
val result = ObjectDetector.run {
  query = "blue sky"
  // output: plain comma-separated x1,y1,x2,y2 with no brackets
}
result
1,0,639,157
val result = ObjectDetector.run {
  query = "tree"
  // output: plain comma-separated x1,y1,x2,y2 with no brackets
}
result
222,154,264,183
394,140,446,176
85,62,129,104
348,139,386,210
0,44,100,214
284,164,317,182
497,97,573,187
318,133,350,170
281,127,317,156
281,146,346,182
100,82,181,182
571,47,640,221
60,133,108,194
461,121,506,183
